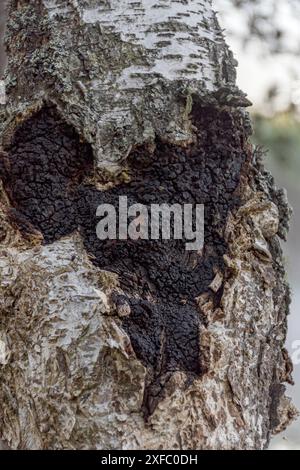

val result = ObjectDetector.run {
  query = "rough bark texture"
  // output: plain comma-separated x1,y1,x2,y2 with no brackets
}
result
0,0,298,450
0,1,6,74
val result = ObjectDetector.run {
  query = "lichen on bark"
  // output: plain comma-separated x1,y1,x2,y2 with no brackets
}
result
0,0,297,450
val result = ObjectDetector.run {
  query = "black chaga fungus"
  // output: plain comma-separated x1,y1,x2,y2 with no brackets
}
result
0,105,249,418
0,107,94,243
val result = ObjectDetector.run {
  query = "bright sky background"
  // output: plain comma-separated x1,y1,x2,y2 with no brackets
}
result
215,0,300,115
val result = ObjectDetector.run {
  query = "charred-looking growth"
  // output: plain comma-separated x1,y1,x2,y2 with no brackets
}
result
1,105,248,417
1,108,94,240
0,0,296,451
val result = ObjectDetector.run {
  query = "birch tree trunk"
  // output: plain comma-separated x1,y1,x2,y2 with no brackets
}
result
0,0,297,450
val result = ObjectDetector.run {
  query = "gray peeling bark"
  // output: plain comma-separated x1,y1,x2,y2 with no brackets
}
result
0,0,298,450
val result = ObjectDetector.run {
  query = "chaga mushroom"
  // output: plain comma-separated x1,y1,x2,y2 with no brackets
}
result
0,104,249,417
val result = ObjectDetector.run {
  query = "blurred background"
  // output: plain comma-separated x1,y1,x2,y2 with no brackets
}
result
0,0,299,449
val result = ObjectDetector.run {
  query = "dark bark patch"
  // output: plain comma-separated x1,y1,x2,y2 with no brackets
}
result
0,105,248,418
269,382,285,431
0,107,93,241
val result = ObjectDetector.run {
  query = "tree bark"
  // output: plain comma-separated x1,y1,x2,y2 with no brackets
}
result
0,1,6,77
0,0,298,450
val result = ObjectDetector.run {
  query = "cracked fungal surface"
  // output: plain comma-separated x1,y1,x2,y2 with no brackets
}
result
0,105,249,417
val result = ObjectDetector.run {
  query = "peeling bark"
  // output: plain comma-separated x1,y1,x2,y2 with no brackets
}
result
0,0,298,450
